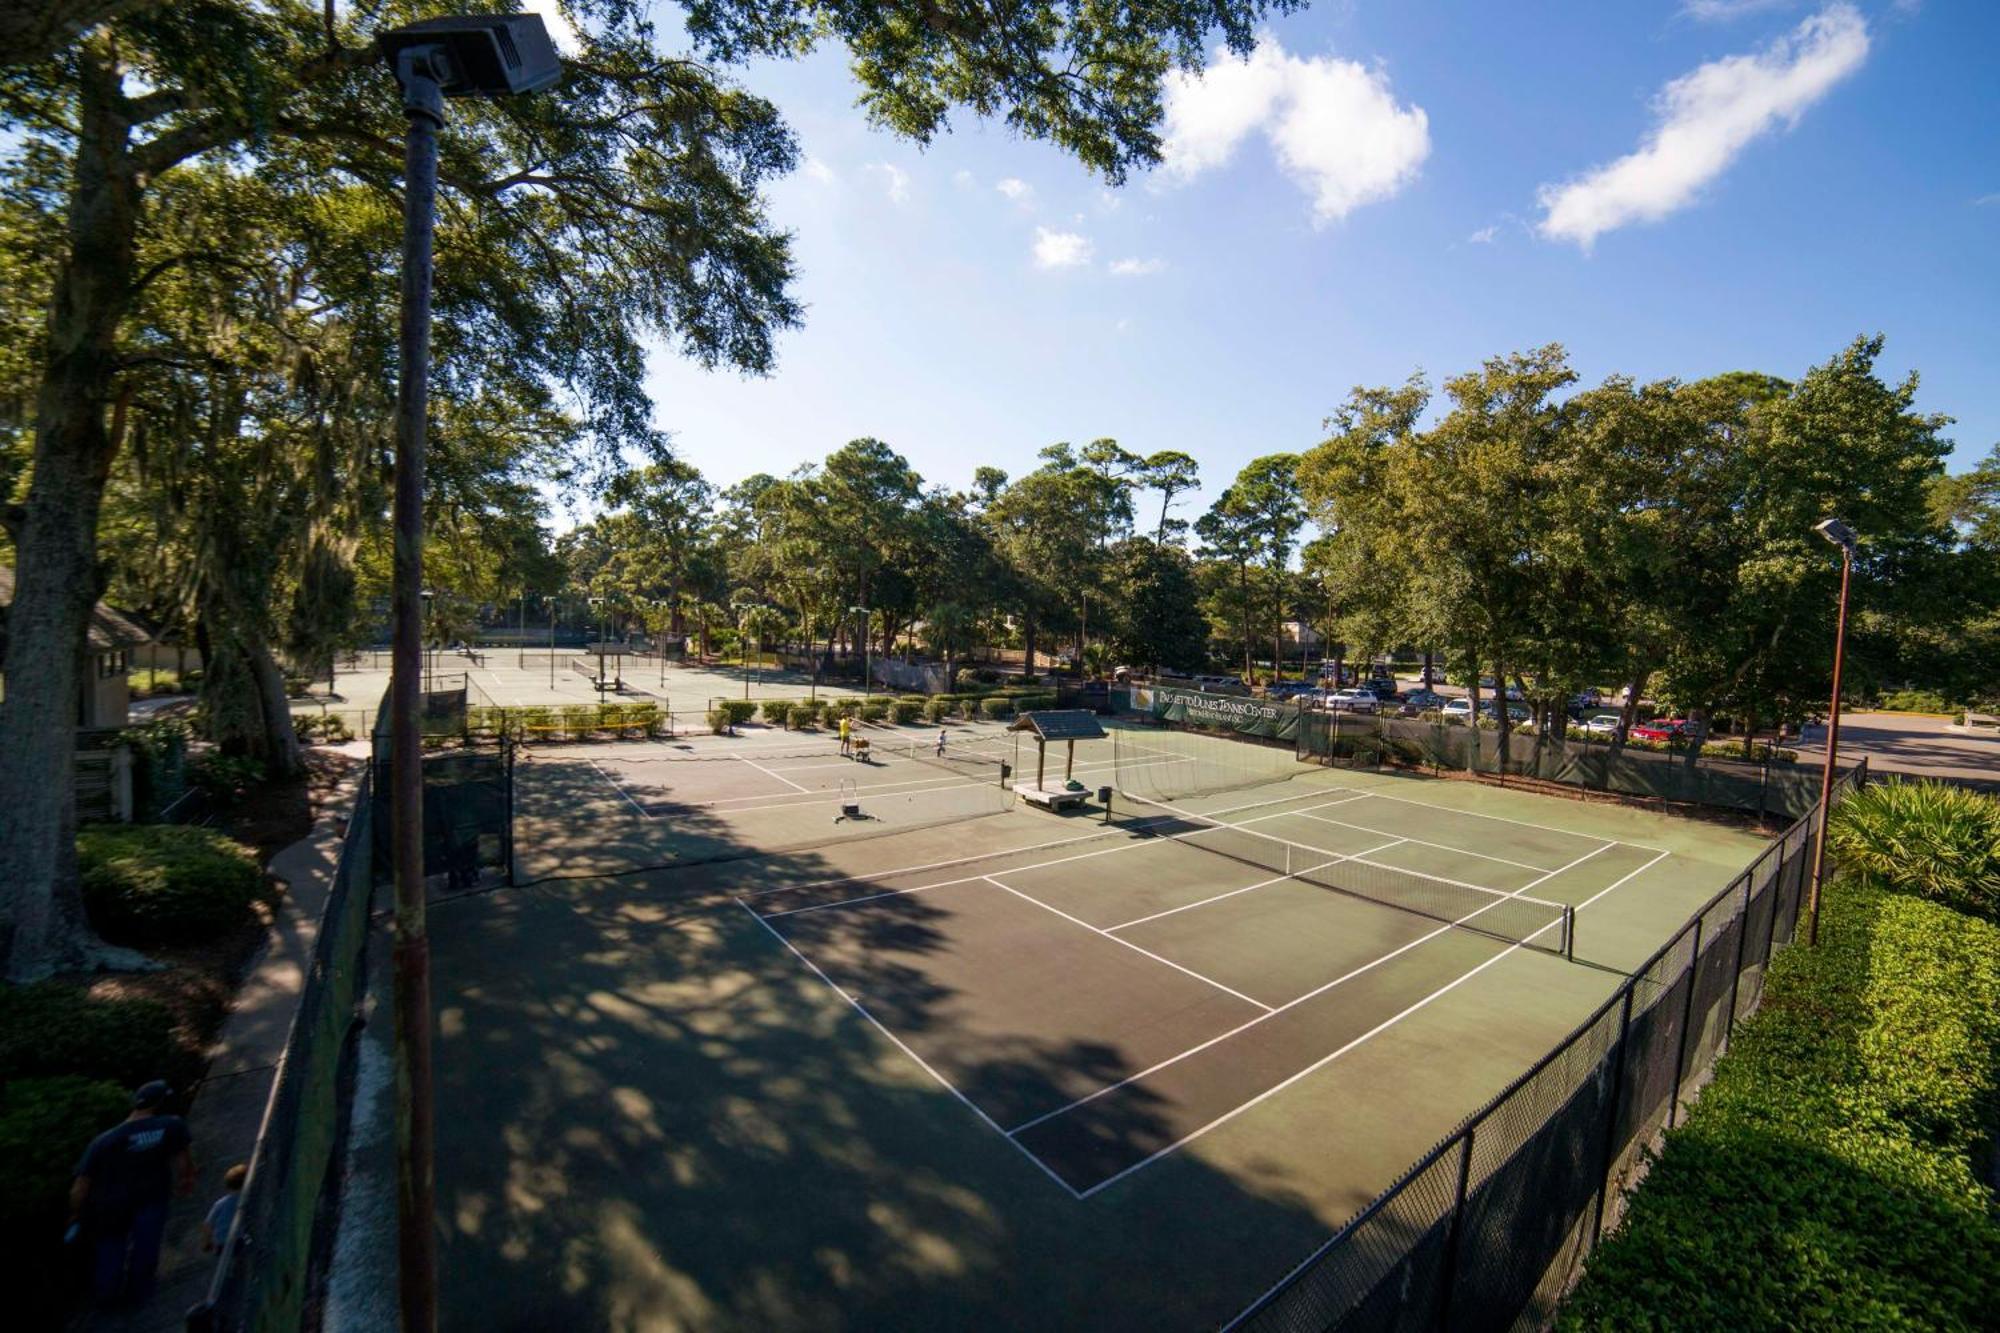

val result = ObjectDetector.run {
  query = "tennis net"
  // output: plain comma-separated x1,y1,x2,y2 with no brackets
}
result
570,655,602,685
1122,793,1574,957
907,734,1016,784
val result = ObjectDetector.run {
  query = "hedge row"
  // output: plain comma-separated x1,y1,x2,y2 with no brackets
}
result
1559,878,2000,1330
77,824,268,944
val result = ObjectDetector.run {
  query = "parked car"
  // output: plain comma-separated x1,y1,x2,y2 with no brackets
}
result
1581,713,1620,736
1327,688,1380,714
1193,673,1245,693
1364,676,1400,701
1266,680,1316,700
1398,688,1449,715
1442,697,1475,722
1630,718,1694,743
1571,688,1603,710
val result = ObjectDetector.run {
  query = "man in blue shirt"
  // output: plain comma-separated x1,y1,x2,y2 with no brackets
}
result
69,1080,196,1306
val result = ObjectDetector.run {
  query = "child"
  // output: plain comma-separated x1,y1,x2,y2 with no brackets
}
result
202,1163,248,1255
936,728,947,757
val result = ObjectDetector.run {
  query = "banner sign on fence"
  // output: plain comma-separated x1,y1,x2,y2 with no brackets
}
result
1151,685,1301,742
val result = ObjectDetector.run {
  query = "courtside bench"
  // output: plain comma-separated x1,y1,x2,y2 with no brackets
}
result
1018,783,1091,811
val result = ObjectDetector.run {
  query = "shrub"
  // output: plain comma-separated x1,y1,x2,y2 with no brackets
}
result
1013,692,1057,711
788,704,820,730
1560,881,2000,1331
77,824,265,944
128,668,182,698
562,704,598,737
0,1076,132,1261
1876,688,1956,714
515,705,553,739
1828,779,2000,922
707,706,733,735
924,698,954,723
761,698,795,725
955,666,999,690
980,697,1014,720
722,699,758,726
295,713,355,743
191,752,265,797
0,984,179,1087
891,700,924,724
829,696,861,719
860,701,890,723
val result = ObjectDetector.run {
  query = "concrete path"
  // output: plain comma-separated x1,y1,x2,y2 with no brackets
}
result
1793,711,2000,789
75,743,370,1333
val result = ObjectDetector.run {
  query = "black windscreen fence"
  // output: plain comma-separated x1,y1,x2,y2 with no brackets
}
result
1227,760,1865,1333
1296,711,1829,821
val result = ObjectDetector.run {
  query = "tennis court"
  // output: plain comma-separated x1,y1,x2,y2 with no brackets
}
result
423,719,1772,1329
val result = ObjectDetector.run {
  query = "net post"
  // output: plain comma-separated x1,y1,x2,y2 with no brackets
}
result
1563,905,1576,962
1590,985,1636,1248
1667,917,1703,1129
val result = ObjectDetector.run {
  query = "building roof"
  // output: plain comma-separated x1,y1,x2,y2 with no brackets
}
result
1008,709,1108,741
0,564,154,657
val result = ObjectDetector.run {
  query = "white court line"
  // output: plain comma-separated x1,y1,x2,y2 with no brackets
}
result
1068,851,1667,1200
754,792,1385,918
1103,839,1408,933
736,900,1083,1199
1006,833,1631,1139
735,785,1369,903
1287,808,1559,874
983,876,1274,1013
736,754,810,794
590,760,655,821
665,753,1170,812
1347,786,1666,855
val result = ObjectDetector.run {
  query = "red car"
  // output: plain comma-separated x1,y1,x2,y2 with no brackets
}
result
1629,718,1693,743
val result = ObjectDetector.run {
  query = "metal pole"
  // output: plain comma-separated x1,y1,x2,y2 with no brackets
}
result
1590,988,1635,1248
390,52,442,1333
1666,918,1702,1130
1806,547,1851,947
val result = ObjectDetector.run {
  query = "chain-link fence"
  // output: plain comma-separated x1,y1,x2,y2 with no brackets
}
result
1226,759,1867,1333
1299,711,1825,820
190,771,375,1332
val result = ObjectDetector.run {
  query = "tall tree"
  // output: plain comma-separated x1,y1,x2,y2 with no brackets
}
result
4,0,1297,977
1140,449,1201,544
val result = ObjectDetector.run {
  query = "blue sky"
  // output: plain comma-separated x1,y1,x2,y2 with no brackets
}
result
605,1,1997,521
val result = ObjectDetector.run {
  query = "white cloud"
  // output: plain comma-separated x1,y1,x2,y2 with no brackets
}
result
1032,228,1094,269
1161,37,1430,226
1537,5,1869,248
520,0,582,53
953,169,976,190
1975,192,2000,207
802,157,836,185
1467,225,1497,244
996,177,1034,203
1109,257,1167,276
865,162,911,204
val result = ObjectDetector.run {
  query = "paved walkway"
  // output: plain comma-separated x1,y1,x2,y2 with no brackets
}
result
75,744,369,1333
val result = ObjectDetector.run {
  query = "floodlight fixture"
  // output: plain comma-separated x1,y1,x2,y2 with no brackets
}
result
380,14,560,100
1814,518,1857,553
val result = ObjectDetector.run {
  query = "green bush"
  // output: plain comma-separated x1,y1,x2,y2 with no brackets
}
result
891,700,924,724
721,699,758,725
924,697,954,723
980,696,1014,720
1013,692,1057,711
1875,688,1956,714
0,1076,132,1256
563,704,598,736
955,666,999,690
860,701,890,723
787,704,820,729
1828,778,2000,922
128,667,183,698
294,713,354,743
0,984,179,1087
829,697,861,718
1560,881,2000,1331
77,824,265,943
191,752,265,797
707,706,733,735
761,698,795,725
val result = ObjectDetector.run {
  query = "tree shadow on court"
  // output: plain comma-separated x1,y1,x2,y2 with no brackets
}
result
424,784,1354,1332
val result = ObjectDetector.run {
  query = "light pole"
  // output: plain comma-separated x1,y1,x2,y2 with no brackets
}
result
379,18,558,1332
851,604,871,699
419,588,434,689
1806,517,1857,947
589,595,607,701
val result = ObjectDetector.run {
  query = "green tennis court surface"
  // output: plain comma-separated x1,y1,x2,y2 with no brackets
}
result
428,722,1771,1329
